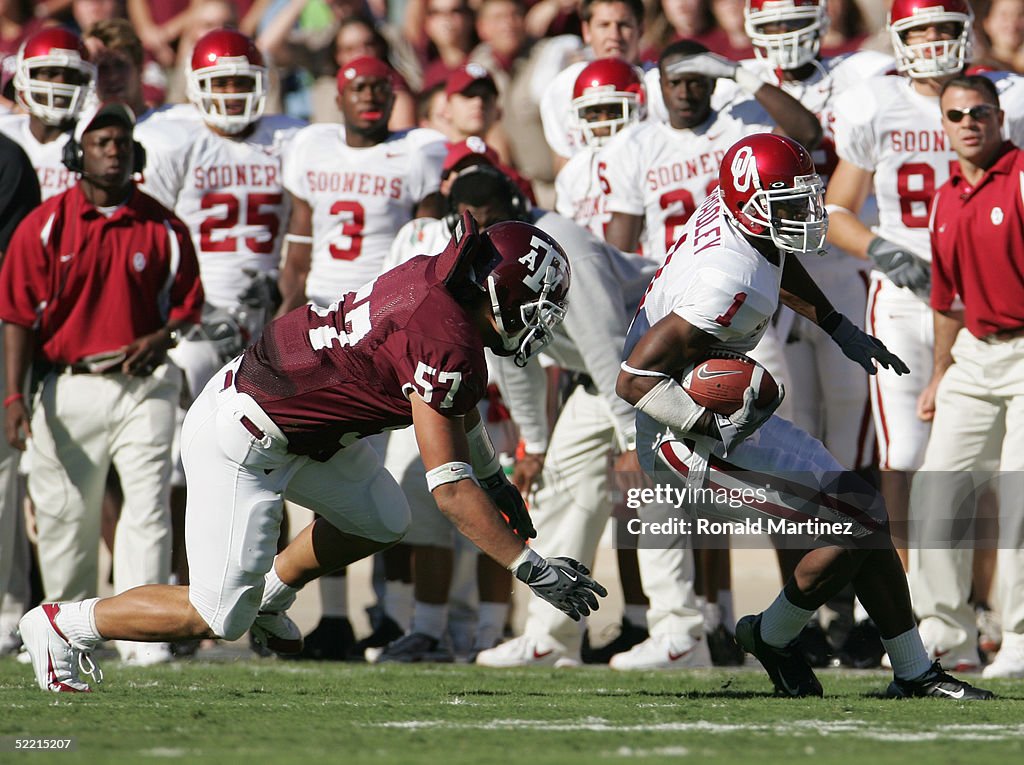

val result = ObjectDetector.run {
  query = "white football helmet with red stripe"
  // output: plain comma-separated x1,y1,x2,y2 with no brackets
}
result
187,28,267,134
888,0,973,79
744,0,829,70
571,57,645,147
14,28,94,126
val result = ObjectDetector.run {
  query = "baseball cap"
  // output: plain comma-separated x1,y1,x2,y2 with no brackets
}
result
74,100,135,143
445,63,498,97
337,56,395,92
442,136,500,176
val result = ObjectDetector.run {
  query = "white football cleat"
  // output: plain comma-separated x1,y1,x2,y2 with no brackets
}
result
474,634,579,668
982,634,1024,679
609,633,712,671
19,604,101,693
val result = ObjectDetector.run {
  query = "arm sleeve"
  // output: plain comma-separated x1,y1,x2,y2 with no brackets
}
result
556,241,638,449
489,350,550,454
0,137,40,251
389,329,488,417
831,85,879,171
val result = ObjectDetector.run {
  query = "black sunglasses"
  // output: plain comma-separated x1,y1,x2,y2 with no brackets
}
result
945,104,998,122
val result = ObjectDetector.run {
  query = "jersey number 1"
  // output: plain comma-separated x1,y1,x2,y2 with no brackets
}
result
715,292,747,327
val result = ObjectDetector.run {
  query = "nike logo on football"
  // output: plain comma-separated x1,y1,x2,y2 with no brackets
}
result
696,367,743,381
933,686,965,699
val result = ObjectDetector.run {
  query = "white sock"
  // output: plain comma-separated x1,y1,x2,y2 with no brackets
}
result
717,589,735,630
475,602,508,649
760,591,815,649
411,602,447,640
383,581,414,632
318,575,348,619
702,601,722,632
53,599,102,649
623,603,648,628
882,628,933,680
260,557,299,613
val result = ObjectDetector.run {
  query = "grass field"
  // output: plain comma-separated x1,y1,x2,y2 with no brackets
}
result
1,656,1022,764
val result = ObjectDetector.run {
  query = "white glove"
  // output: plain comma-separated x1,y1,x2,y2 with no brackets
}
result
512,551,607,621
713,384,785,456
824,312,910,377
664,53,763,92
866,237,931,298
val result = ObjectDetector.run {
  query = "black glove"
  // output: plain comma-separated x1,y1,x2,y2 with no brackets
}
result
237,269,283,313
824,312,910,376
514,554,608,621
479,471,536,539
713,384,785,456
867,237,931,298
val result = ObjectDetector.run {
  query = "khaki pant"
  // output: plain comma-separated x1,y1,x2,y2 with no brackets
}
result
909,330,1024,651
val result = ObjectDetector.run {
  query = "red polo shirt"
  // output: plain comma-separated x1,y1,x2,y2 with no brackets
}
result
0,184,204,365
930,142,1024,338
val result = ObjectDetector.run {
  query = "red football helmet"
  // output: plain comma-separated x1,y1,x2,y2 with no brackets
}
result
744,0,829,70
187,29,267,133
719,134,827,253
888,0,973,79
14,28,94,126
477,221,571,367
571,57,645,148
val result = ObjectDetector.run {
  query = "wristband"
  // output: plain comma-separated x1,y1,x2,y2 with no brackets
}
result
3,393,24,408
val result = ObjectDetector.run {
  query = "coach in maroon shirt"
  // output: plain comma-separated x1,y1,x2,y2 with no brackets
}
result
910,74,1024,680
0,101,202,637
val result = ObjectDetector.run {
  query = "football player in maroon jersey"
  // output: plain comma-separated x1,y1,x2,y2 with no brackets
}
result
17,214,610,693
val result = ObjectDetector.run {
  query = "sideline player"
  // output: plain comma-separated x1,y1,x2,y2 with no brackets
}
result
616,132,990,700
554,56,645,239
17,215,607,692
825,0,1024,667
0,27,95,200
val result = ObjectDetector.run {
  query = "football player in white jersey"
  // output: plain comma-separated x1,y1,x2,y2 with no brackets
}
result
617,132,992,700
279,56,447,312
138,28,305,396
554,57,644,240
601,40,821,264
825,0,1024,667
0,27,94,200
539,0,645,172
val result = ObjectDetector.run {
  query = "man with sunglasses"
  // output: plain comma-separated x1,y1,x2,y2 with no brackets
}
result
824,0,1024,670
913,75,1024,680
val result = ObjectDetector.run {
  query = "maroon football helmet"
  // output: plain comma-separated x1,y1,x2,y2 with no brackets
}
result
14,27,94,125
187,28,267,133
744,0,829,70
888,0,973,78
571,57,645,147
477,221,571,367
719,134,827,253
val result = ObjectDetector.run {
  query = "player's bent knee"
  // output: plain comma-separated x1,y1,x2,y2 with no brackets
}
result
188,580,261,641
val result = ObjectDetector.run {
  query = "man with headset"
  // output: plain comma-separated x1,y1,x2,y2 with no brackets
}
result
0,101,203,666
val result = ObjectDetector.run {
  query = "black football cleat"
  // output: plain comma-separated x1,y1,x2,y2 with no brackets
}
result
285,616,356,661
886,661,995,700
706,623,745,667
837,619,884,669
735,613,824,698
795,621,833,668
581,617,649,665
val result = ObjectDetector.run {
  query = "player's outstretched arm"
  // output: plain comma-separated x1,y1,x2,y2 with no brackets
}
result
823,160,875,259
412,394,606,619
779,251,836,324
277,194,313,316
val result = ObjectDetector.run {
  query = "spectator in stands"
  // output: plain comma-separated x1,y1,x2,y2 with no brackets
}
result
419,0,477,92
696,0,754,60
821,0,872,57
83,18,148,115
68,0,125,36
977,0,1024,73
524,0,583,39
0,0,45,57
641,0,714,61
165,0,238,105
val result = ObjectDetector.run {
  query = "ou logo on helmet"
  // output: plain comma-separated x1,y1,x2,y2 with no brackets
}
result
730,145,760,194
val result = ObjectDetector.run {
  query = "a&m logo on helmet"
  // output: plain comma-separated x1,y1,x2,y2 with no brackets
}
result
518,235,568,293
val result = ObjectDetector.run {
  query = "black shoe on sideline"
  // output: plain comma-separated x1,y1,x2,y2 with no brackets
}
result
735,614,824,698
581,618,648,665
287,617,356,662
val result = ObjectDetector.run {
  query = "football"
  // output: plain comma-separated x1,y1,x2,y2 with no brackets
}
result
681,353,778,415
